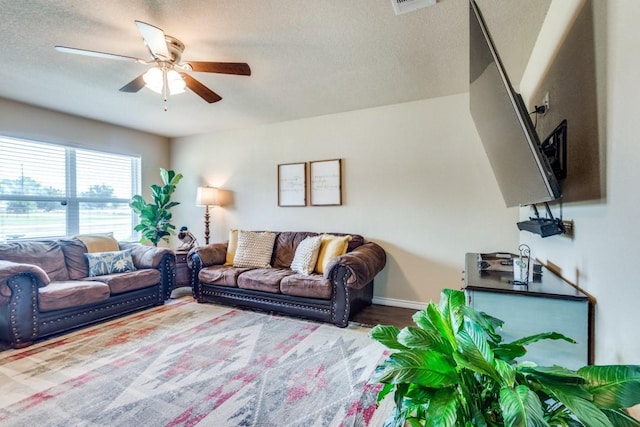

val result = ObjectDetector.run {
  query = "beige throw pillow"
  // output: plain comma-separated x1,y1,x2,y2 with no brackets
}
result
290,235,322,276
233,230,276,268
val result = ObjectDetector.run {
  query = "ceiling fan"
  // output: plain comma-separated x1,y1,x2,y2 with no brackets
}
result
55,20,251,110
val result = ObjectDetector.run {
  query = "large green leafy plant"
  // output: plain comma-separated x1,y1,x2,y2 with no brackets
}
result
371,289,640,427
130,168,183,246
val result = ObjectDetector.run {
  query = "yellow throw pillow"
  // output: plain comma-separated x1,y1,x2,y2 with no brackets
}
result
74,233,119,253
315,234,351,274
224,229,239,266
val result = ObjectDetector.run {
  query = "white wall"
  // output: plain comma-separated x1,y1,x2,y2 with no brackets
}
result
0,98,170,201
170,94,518,306
521,1,640,365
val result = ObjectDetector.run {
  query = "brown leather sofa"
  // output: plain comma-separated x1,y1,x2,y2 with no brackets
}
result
0,239,174,348
189,231,386,327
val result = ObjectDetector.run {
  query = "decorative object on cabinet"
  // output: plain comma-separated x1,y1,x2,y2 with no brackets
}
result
370,288,640,427
177,226,198,251
310,159,342,206
277,162,306,206
195,186,219,244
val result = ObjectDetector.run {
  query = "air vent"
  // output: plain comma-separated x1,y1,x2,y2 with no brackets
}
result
391,0,436,15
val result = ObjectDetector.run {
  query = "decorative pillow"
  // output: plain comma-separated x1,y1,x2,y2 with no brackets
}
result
233,230,276,268
315,234,352,274
290,235,322,276
224,229,239,266
85,250,136,277
74,233,119,253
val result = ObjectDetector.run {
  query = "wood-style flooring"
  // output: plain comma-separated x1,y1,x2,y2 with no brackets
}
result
352,304,419,329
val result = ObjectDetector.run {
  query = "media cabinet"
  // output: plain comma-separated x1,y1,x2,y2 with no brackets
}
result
463,253,593,370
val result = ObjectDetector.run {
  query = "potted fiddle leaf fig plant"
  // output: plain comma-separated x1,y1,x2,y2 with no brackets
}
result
130,168,183,246
370,289,640,427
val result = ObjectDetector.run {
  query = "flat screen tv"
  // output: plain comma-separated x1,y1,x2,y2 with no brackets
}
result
469,0,562,208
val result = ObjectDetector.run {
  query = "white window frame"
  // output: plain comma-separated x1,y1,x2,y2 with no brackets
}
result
0,136,141,241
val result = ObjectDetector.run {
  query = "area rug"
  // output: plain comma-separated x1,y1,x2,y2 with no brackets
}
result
0,297,392,426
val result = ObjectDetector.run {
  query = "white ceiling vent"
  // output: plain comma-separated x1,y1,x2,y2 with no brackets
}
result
391,0,437,15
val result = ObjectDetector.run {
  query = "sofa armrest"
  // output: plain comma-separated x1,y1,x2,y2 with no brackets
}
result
0,260,50,303
119,243,173,269
188,243,227,268
325,242,386,289
0,262,46,346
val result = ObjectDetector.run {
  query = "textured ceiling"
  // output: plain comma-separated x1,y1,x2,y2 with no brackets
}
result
0,0,550,138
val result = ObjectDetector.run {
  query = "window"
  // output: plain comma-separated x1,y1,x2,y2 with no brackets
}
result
0,136,140,242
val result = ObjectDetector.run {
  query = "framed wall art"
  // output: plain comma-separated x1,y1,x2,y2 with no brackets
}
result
310,159,342,206
278,162,307,206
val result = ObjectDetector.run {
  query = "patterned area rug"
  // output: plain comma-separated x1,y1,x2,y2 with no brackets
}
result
0,297,391,426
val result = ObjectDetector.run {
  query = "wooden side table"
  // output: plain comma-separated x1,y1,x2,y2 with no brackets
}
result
173,250,192,291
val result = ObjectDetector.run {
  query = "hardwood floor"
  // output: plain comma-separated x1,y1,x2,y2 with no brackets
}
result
352,304,420,329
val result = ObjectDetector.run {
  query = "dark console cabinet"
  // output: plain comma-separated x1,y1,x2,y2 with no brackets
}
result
463,253,593,370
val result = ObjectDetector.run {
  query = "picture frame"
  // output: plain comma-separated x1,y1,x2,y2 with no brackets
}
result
310,159,342,206
278,162,307,206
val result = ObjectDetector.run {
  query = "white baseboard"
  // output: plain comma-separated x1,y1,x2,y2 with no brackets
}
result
372,297,426,311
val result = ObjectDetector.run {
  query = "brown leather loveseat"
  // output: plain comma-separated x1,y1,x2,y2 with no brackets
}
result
0,237,174,348
189,230,386,327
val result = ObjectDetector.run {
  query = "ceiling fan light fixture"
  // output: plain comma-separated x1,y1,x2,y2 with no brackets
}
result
143,67,185,95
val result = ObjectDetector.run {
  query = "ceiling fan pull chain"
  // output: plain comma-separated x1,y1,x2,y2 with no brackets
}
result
162,67,169,111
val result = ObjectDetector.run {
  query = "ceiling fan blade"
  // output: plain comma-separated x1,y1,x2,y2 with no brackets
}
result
135,20,170,60
119,74,146,93
186,62,251,76
181,73,222,103
55,46,145,63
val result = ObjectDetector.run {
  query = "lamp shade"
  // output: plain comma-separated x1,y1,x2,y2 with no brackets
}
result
196,186,219,206
143,67,186,95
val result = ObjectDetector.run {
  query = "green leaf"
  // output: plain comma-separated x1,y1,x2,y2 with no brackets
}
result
397,326,452,353
499,385,549,427
160,168,171,184
424,388,459,427
455,321,500,382
602,408,640,427
495,358,516,387
371,349,457,387
578,365,640,409
551,388,614,427
439,289,466,334
460,305,504,344
377,383,395,404
493,343,527,362
426,302,457,349
413,308,436,332
510,331,576,346
371,325,407,350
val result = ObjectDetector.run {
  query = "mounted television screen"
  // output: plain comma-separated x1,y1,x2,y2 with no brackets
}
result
469,0,561,208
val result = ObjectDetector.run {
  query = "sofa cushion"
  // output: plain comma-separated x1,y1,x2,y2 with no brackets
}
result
272,231,318,269
38,280,110,312
0,240,69,282
290,235,322,275
315,234,352,274
83,269,160,294
233,230,276,268
59,238,89,279
199,265,252,287
85,250,136,277
237,268,295,293
280,274,333,300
